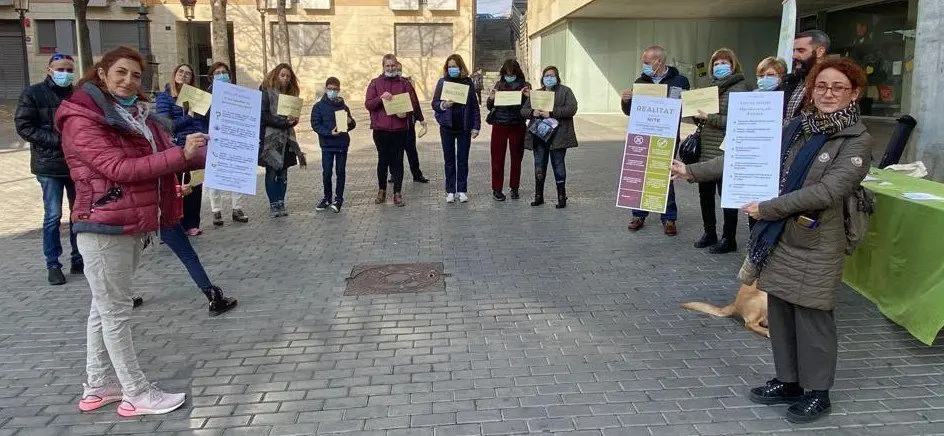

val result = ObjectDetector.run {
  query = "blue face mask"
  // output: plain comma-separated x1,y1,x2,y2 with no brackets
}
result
642,63,655,77
214,73,230,83
51,71,75,88
542,76,558,88
326,90,339,100
713,64,732,79
757,76,780,91
447,67,460,78
504,75,517,83
113,93,138,107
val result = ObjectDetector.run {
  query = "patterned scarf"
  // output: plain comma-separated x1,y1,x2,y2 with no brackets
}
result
801,103,861,137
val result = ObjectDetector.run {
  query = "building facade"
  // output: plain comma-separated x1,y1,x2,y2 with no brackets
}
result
525,0,943,180
0,0,475,102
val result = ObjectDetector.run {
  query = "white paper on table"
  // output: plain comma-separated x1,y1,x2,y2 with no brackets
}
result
204,81,263,196
901,192,944,201
720,91,784,209
626,96,682,138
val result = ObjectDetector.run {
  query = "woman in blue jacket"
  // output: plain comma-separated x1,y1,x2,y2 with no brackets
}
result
432,54,481,204
155,63,207,235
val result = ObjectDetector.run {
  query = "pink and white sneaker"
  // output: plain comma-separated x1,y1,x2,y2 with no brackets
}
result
186,228,203,236
79,380,123,412
117,383,186,417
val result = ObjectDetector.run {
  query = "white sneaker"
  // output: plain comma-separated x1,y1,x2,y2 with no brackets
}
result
117,383,186,417
78,379,123,412
458,193,469,203
446,193,455,203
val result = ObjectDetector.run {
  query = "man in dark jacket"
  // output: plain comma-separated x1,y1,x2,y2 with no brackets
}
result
620,46,690,237
783,30,830,121
312,77,356,213
15,53,82,285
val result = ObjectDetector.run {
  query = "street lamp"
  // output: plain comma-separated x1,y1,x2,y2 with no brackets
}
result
255,0,268,74
180,0,197,83
12,0,30,87
136,0,158,97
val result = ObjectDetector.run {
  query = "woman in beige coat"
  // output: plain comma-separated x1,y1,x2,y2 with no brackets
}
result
672,57,872,424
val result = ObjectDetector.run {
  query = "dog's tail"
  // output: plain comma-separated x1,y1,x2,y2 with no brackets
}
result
681,301,736,318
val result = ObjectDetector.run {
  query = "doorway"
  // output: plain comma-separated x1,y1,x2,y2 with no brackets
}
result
183,21,236,89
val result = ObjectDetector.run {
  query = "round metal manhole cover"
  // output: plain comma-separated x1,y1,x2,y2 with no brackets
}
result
344,262,446,296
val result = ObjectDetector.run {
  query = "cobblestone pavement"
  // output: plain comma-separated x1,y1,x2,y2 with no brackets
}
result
1,106,943,436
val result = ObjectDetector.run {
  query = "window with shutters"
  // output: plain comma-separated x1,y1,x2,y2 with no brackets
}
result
395,24,453,57
35,20,76,55
96,21,139,54
271,23,331,57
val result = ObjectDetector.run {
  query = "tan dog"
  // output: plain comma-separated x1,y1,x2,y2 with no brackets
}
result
682,281,769,337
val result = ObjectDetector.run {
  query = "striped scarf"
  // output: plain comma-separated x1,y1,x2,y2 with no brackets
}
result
801,103,861,137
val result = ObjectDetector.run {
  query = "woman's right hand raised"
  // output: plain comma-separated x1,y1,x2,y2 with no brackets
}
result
183,133,208,160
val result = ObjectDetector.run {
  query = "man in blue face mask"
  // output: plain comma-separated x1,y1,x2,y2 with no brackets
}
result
14,53,83,285
620,46,690,237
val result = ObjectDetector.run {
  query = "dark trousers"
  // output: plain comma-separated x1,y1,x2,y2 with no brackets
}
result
633,182,678,222
698,180,738,239
264,167,288,207
374,130,407,193
441,129,472,194
321,150,347,204
160,224,212,291
490,124,526,191
403,123,423,179
768,294,837,391
37,176,81,269
181,182,202,231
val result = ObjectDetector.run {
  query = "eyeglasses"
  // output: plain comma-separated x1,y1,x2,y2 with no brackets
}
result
176,70,194,78
813,84,853,96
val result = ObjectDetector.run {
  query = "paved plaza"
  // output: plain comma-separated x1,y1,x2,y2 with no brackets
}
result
0,108,943,436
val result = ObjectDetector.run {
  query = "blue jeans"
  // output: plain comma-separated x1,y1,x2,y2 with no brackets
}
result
532,142,566,185
632,181,678,222
441,130,472,194
265,167,288,207
159,224,212,290
37,176,81,269
321,150,347,204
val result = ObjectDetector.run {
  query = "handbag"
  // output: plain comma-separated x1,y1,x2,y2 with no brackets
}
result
528,118,559,143
678,127,702,164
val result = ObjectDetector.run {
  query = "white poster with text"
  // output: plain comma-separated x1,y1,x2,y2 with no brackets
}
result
204,81,262,195
721,92,784,209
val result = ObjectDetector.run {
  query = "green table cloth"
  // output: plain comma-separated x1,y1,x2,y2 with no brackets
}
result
843,168,944,345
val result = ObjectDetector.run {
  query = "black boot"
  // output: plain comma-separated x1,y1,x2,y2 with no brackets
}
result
709,238,738,254
531,172,545,207
694,232,718,249
555,184,567,209
204,286,238,316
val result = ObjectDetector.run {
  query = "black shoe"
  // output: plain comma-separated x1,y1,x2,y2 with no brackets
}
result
315,199,330,211
70,263,84,275
232,209,249,223
709,238,737,254
530,195,544,207
749,379,804,405
555,186,567,209
330,202,342,213
132,297,143,308
212,212,224,227
493,190,506,201
510,189,520,200
694,233,718,248
414,176,430,183
206,286,238,316
786,391,831,423
47,267,66,286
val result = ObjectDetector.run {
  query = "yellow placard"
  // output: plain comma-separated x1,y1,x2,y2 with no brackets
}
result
632,83,668,98
276,94,302,118
188,169,205,186
334,110,348,133
529,90,555,112
681,86,720,118
176,84,211,116
382,93,413,116
494,91,522,107
441,81,470,104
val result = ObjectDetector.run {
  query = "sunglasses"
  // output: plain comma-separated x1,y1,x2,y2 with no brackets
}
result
49,53,75,63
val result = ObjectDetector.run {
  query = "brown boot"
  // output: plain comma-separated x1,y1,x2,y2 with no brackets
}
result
393,193,405,207
375,189,386,204
628,217,645,232
663,220,678,236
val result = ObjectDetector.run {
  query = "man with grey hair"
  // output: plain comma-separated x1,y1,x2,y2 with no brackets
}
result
783,30,831,120
620,45,690,236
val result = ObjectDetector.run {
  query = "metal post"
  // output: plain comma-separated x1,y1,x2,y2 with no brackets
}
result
260,10,268,74
136,6,157,96
18,11,30,86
